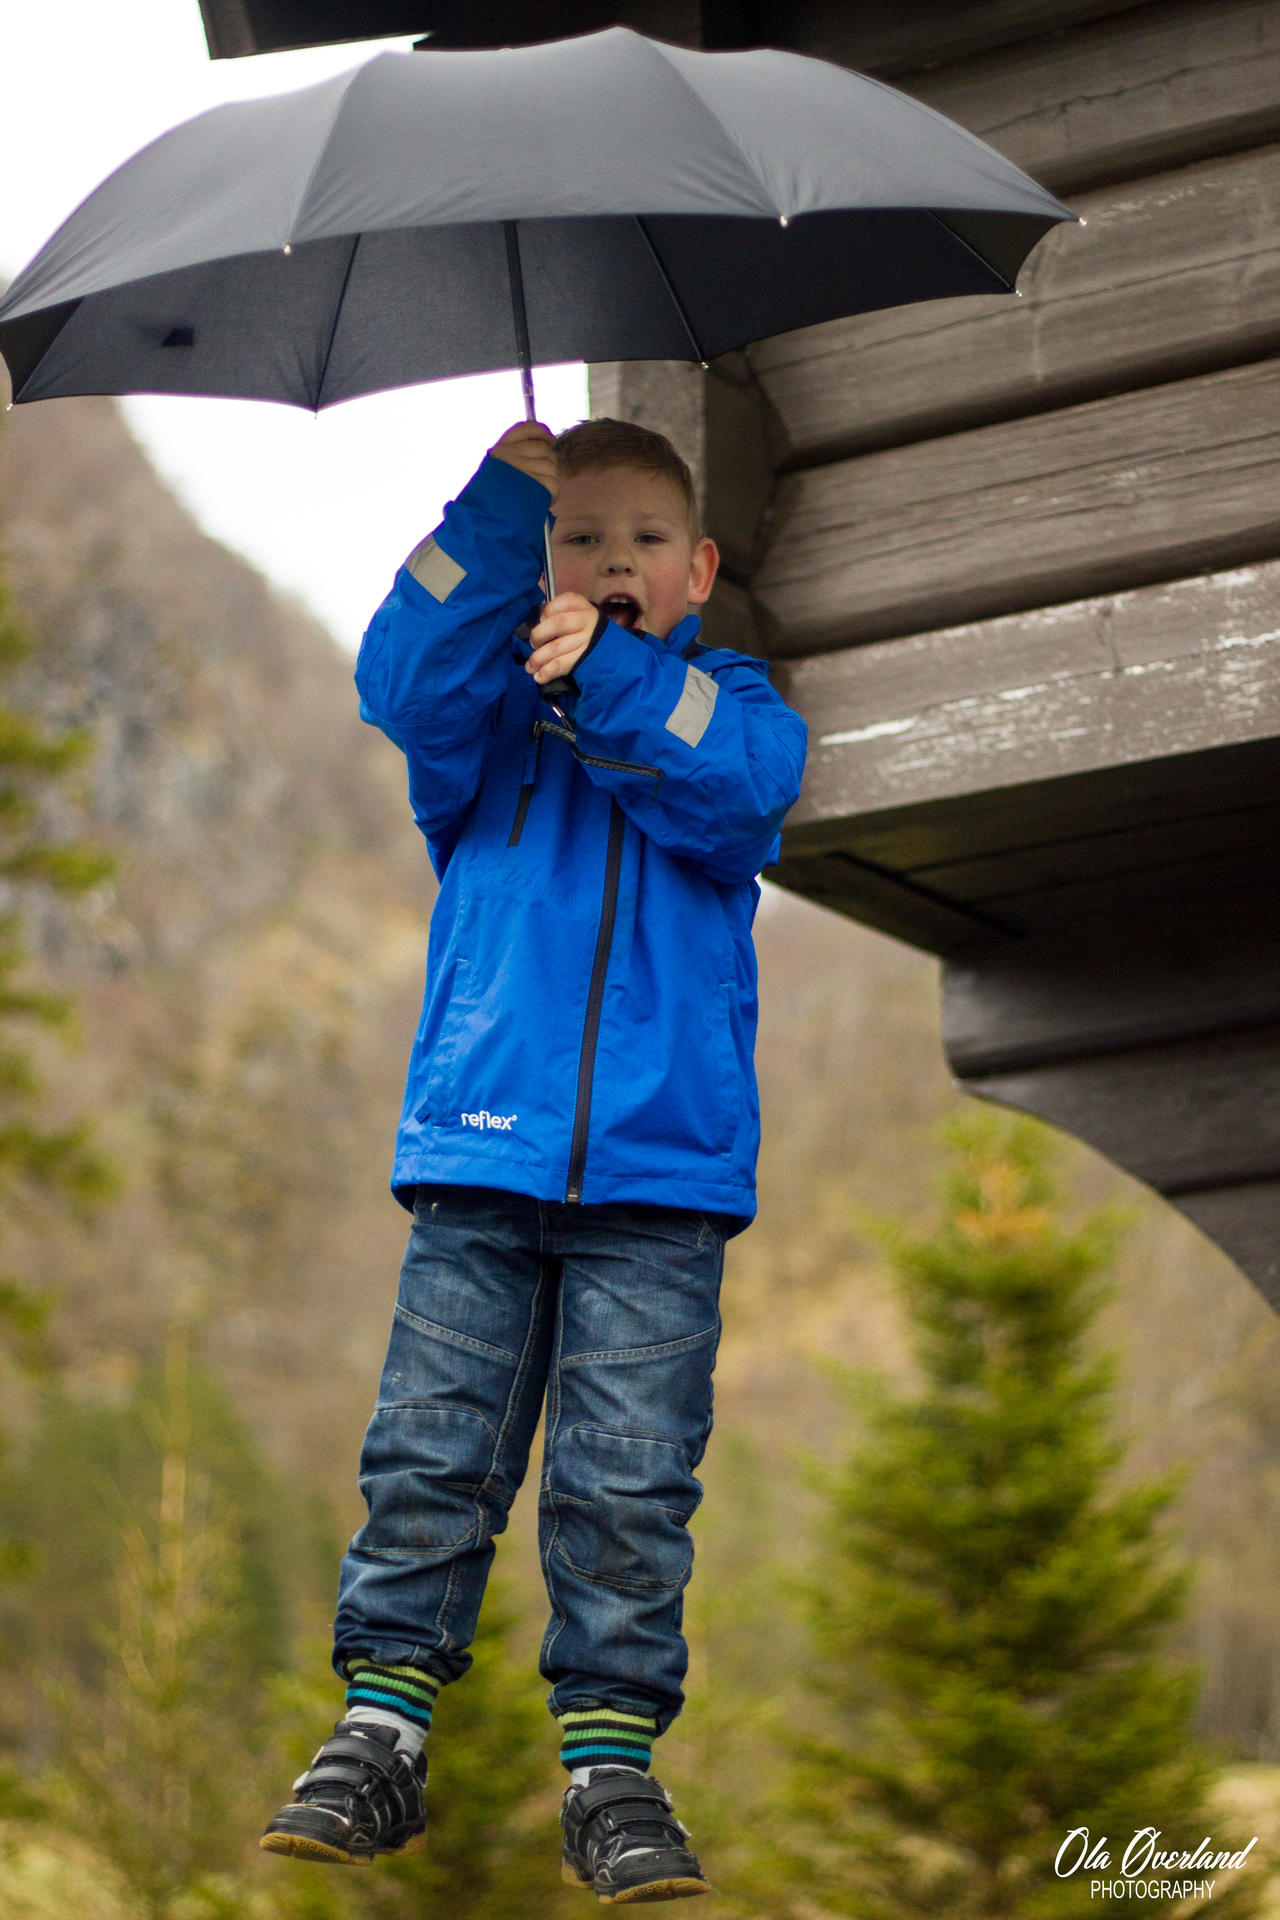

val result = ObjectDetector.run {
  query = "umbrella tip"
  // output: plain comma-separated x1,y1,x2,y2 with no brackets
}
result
283,243,293,255
779,215,790,227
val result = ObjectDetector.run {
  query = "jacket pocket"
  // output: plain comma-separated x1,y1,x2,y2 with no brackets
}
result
704,981,738,1157
601,978,737,1166
413,954,471,1128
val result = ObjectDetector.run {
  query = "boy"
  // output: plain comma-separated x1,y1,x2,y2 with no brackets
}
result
261,415,807,1902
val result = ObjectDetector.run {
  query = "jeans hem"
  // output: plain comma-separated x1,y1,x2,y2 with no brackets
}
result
333,1642,461,1688
547,1687,682,1738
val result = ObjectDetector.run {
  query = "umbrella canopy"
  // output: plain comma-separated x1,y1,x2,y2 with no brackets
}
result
0,28,1072,412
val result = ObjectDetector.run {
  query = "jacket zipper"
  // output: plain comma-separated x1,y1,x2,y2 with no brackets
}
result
533,716,662,782
506,725,542,847
565,798,625,1204
508,720,661,849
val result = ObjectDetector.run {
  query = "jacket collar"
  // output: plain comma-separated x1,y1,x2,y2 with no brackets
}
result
662,612,702,653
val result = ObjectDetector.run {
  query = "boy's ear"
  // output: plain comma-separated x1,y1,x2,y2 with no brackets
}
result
686,536,719,607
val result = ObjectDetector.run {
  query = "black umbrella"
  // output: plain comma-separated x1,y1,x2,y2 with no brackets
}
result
0,28,1071,414
0,29,1072,605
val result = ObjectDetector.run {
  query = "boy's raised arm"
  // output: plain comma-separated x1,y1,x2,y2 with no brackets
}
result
354,427,553,844
560,623,808,885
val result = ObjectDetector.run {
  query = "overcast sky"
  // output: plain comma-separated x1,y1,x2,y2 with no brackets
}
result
0,0,589,650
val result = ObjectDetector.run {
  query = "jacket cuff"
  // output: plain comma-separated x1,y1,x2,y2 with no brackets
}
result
569,613,638,696
580,606,611,663
553,608,620,708
463,450,555,534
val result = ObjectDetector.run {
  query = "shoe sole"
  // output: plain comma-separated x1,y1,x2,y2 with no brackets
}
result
260,1828,428,1865
562,1863,713,1903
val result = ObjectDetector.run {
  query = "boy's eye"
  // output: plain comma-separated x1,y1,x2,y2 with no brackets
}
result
563,533,597,546
637,532,668,545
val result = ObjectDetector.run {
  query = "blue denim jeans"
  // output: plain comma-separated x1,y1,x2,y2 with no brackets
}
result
333,1185,726,1734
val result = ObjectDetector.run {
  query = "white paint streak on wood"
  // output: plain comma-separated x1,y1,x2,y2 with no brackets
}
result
780,560,1280,824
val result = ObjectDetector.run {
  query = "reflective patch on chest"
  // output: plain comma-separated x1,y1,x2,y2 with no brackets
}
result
406,535,467,602
665,663,718,748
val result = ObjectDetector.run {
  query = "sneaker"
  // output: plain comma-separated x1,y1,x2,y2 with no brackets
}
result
561,1767,712,1904
259,1719,427,1865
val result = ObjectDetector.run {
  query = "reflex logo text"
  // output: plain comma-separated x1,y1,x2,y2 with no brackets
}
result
461,1110,517,1130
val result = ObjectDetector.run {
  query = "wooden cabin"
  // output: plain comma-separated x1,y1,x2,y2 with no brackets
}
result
598,0,1280,1312
199,0,1280,1306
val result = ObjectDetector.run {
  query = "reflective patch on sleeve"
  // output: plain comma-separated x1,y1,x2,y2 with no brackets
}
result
665,663,718,748
405,535,467,602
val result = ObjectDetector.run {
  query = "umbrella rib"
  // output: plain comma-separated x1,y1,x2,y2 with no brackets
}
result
924,209,1015,292
312,233,362,411
633,217,706,365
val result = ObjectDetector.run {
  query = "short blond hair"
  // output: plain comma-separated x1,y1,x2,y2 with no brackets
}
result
554,417,700,543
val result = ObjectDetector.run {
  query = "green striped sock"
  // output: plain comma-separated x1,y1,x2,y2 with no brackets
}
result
344,1657,440,1733
557,1705,658,1774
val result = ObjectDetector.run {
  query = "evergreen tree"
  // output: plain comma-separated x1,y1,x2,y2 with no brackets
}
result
0,540,115,1804
0,555,115,1224
46,1323,297,1917
781,1110,1266,1920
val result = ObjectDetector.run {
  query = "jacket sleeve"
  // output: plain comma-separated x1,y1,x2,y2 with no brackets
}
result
563,621,808,884
354,453,549,846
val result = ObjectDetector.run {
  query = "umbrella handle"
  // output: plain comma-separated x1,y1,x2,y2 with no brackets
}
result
504,221,558,601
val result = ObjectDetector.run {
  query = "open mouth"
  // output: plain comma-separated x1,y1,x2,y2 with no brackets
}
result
598,593,642,631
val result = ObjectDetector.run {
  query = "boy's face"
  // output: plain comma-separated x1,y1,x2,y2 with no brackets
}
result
549,465,719,642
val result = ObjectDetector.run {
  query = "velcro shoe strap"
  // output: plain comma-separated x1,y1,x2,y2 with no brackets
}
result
301,1761,386,1795
593,1810,675,1848
574,1773,669,1826
309,1735,399,1778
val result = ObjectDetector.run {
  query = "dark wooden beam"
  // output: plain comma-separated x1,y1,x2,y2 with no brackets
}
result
198,0,428,58
942,892,1280,1304
785,736,1280,910
196,0,732,57
767,849,1020,955
943,894,1280,1076
757,359,1280,654
702,352,781,585
753,144,1280,466
764,0,1148,78
906,0,1280,196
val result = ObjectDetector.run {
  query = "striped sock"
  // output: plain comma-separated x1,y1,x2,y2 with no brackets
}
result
557,1705,658,1774
344,1658,440,1742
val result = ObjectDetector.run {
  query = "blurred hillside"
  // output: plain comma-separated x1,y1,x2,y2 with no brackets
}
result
0,391,1278,1804
0,395,429,1498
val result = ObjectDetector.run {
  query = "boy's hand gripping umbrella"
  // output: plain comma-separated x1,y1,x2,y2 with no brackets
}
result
0,27,1075,603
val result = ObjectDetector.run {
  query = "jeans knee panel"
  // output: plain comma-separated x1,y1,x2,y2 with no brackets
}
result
547,1423,700,1593
354,1403,494,1561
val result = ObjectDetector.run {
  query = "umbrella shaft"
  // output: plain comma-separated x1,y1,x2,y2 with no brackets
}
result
504,220,556,595
504,221,536,418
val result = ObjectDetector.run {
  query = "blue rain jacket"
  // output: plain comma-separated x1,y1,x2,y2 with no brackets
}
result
355,452,808,1230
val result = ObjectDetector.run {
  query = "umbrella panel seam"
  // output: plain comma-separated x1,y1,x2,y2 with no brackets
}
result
632,218,706,364
313,231,363,411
